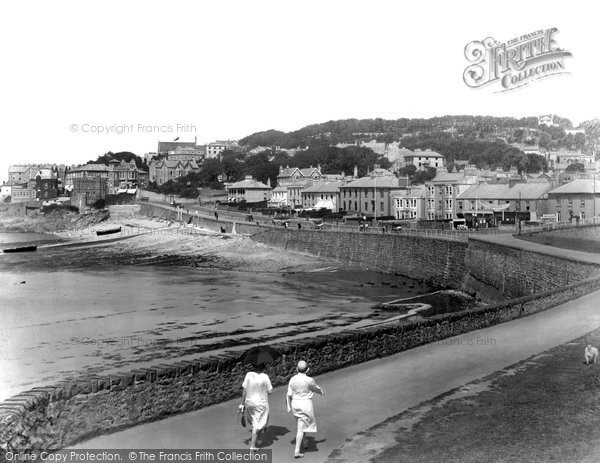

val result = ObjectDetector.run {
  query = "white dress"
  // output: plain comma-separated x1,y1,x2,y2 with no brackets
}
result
242,372,273,431
287,373,322,433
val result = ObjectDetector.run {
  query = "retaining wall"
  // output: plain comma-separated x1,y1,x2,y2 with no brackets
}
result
467,238,600,299
2,275,600,451
251,228,468,289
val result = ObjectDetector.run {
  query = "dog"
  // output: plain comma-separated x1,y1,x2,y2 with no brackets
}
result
584,344,599,365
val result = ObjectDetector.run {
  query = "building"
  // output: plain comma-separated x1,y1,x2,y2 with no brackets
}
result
301,181,343,210
8,165,35,184
108,159,148,190
65,164,109,189
403,149,445,170
393,186,426,220
149,159,200,185
28,175,59,201
167,146,205,162
226,176,271,203
547,149,596,172
457,182,552,225
7,183,35,203
206,140,242,159
424,171,479,220
157,140,197,156
277,165,323,186
72,176,108,203
339,168,410,217
546,179,600,222
268,185,289,208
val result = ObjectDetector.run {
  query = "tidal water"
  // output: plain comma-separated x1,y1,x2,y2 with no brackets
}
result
0,261,432,401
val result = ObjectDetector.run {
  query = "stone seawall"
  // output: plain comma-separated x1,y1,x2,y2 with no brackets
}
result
251,229,468,289
2,275,600,451
467,238,600,299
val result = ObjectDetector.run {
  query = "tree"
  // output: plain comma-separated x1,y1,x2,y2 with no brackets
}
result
413,167,437,184
565,162,586,173
199,158,222,184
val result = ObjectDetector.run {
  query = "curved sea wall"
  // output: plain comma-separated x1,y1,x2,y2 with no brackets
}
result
2,274,600,451
250,228,468,289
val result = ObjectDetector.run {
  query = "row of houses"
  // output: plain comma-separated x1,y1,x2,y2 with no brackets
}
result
224,165,600,225
3,159,149,204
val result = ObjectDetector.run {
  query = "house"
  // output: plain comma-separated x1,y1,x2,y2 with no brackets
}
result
149,159,200,185
547,149,596,172
226,176,271,203
546,179,600,222
301,181,343,211
339,167,409,217
277,165,323,186
72,175,108,203
424,171,479,220
28,174,59,201
206,140,242,159
65,164,109,189
6,183,35,203
403,149,445,170
457,182,552,225
8,165,35,184
268,185,289,208
108,159,148,191
393,186,426,220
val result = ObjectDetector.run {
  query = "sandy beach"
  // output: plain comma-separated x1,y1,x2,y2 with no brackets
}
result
0,214,435,401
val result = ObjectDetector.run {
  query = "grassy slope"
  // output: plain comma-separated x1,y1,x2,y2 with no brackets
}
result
328,329,600,463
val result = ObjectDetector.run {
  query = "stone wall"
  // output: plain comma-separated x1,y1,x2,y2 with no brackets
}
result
466,238,600,299
251,229,468,289
2,275,600,451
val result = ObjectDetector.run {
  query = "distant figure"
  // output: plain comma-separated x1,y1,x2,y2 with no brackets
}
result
287,361,324,459
284,222,288,229
214,211,219,220
220,226,226,233
585,344,599,365
240,364,273,451
298,223,301,230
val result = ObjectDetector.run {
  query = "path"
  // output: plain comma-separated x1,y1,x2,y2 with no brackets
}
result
73,288,600,462
470,233,600,265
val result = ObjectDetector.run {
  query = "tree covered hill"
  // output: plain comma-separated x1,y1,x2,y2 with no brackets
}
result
240,115,546,149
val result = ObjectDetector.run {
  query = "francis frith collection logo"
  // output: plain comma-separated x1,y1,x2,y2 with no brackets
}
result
463,28,572,92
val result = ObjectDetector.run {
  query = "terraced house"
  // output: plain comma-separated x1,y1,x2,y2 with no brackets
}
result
301,181,343,211
149,158,200,186
546,178,600,222
339,168,409,218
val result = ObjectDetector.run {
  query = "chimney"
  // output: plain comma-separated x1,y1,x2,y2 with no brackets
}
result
354,165,358,178
267,178,271,187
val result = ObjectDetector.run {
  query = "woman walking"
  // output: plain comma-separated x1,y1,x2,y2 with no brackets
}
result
239,363,273,451
286,360,325,459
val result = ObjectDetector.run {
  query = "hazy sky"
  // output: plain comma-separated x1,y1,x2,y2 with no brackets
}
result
0,0,597,183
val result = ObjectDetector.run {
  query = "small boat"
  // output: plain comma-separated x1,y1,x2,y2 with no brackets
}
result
96,227,122,236
3,245,38,253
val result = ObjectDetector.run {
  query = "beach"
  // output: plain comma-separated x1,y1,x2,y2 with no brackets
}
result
0,215,434,402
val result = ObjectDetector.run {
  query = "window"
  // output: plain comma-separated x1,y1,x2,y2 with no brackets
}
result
458,201,463,210
581,211,586,219
470,200,475,209
581,197,586,207
568,196,573,205
380,202,384,212
365,202,368,210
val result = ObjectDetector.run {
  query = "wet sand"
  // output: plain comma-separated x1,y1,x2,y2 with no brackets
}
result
0,218,434,401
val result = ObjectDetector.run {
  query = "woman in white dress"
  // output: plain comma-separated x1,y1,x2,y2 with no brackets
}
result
286,360,325,458
239,363,273,451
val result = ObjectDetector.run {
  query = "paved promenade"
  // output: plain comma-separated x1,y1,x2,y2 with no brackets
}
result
470,232,600,265
74,288,600,462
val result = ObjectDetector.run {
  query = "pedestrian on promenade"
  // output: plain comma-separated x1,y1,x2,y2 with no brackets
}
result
286,360,325,459
214,211,219,220
239,363,273,451
297,223,301,230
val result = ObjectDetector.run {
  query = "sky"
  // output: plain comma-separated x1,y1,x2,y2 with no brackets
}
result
0,0,598,183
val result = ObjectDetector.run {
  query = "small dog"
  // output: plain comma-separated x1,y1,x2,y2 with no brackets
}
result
585,344,599,365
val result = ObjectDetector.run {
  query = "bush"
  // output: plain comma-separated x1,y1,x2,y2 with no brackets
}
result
209,181,224,190
92,198,106,209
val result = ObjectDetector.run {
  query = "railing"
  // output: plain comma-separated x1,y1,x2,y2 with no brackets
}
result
519,217,600,235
